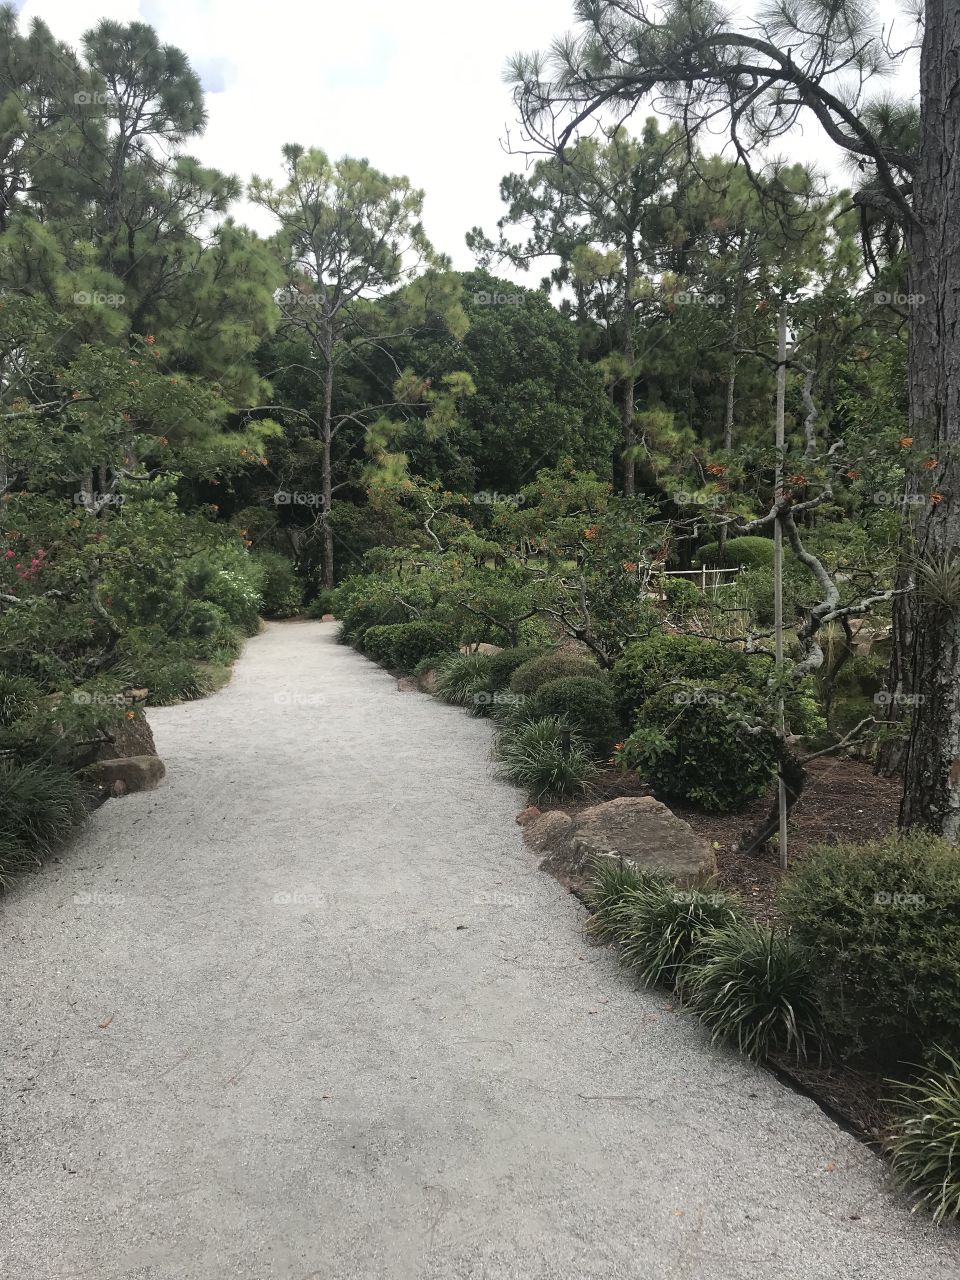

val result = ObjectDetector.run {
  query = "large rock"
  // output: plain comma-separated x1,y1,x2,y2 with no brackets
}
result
529,796,715,886
91,711,158,761
459,642,502,656
521,810,574,853
94,755,166,796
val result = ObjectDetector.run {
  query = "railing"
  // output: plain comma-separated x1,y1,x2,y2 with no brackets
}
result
646,565,745,595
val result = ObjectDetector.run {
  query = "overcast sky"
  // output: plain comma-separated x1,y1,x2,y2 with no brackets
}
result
15,0,920,274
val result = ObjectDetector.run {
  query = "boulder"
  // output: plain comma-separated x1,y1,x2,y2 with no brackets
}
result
322,613,336,622
531,796,714,886
515,805,542,826
522,810,574,853
91,713,158,762
417,668,440,695
94,756,166,795
397,676,419,693
459,642,502,656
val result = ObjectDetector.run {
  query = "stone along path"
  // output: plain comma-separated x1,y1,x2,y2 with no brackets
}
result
2,621,958,1280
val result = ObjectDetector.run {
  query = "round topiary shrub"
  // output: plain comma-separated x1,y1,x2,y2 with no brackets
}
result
619,680,780,812
360,621,456,673
483,645,547,691
610,633,768,724
888,1052,960,1222
696,535,775,569
527,676,620,754
778,832,960,1063
682,920,826,1062
509,650,601,696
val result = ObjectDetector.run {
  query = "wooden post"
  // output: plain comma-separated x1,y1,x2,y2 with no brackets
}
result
774,300,789,871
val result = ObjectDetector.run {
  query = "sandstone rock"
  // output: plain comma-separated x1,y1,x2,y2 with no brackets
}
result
459,642,503,656
91,713,158,762
516,805,542,826
417,668,440,695
397,677,419,693
95,756,166,794
535,796,715,886
521,810,573,853
322,613,336,622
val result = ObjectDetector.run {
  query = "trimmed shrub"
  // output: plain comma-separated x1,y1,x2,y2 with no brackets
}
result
662,576,704,619
253,551,303,618
611,633,769,723
0,760,86,859
509,650,601,696
528,676,620,754
483,645,547,691
697,535,775,569
492,716,599,800
594,875,741,987
338,591,407,647
619,681,780,812
361,621,456,673
682,920,826,1062
778,832,960,1062
888,1052,960,1222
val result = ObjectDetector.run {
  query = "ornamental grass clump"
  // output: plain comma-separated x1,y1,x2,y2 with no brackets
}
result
492,715,599,800
887,1052,960,1223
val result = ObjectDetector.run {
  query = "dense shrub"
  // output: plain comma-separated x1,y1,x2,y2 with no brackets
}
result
492,716,599,800
253,551,303,618
619,681,780,812
528,676,620,754
361,621,456,673
586,870,740,987
183,552,262,636
662,576,704,619
611,633,768,723
338,590,408,647
509,650,601,696
888,1053,960,1222
0,760,86,872
697,536,775,569
779,833,960,1062
181,601,241,660
682,921,826,1062
434,653,495,712
483,645,547,691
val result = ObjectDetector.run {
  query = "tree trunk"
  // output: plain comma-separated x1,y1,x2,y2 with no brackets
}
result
321,347,335,589
880,0,960,838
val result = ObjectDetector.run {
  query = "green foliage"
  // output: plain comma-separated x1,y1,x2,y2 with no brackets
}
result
587,870,741,988
619,681,780,812
584,859,670,941
492,716,599,800
183,552,262,637
252,551,302,619
778,833,960,1062
482,646,547,690
697,536,775,569
662,576,704,619
683,921,826,1062
0,760,86,875
611,633,768,723
527,676,620,754
888,1053,960,1223
510,650,601,696
434,653,495,712
361,621,456,674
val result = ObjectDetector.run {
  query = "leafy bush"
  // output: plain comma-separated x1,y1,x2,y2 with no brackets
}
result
847,652,887,697
483,645,547,691
662,576,704,619
888,1052,960,1222
682,920,826,1062
778,832,960,1062
338,588,408,647
509,650,601,696
619,681,780,812
183,552,262,636
528,676,620,754
305,589,336,619
361,621,456,673
611,633,769,723
492,716,599,800
697,536,775,569
0,760,86,865
434,652,495,712
590,873,741,987
253,551,303,618
180,601,241,661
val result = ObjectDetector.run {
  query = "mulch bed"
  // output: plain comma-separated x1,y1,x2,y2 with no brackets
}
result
537,757,905,1143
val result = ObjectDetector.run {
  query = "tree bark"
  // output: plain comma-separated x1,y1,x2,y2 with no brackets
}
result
880,0,960,838
321,328,335,590
621,242,638,497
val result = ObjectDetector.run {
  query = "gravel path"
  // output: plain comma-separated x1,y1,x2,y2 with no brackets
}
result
2,620,958,1280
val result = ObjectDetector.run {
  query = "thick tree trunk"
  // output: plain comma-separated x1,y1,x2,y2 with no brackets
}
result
321,350,335,590
881,1,960,837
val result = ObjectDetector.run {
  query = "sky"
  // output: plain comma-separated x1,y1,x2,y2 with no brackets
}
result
14,0,920,273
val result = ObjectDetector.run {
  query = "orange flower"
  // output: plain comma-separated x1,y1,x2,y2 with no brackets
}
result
613,742,625,752
845,469,860,480
706,463,727,476
159,436,168,445
583,525,600,540
923,457,939,470
126,710,135,720
787,473,807,486
259,457,268,465
144,334,155,345
899,436,913,449
622,561,637,573
930,492,944,504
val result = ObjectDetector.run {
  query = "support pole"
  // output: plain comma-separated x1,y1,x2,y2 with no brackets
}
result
774,300,789,871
